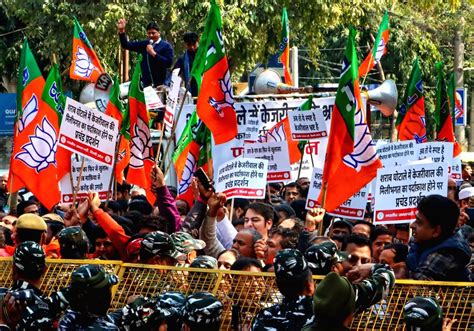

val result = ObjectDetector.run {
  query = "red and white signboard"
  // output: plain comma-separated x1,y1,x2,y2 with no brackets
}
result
144,86,164,110
58,98,118,166
60,157,113,203
451,156,462,181
373,162,448,224
244,141,291,182
216,158,268,199
164,69,182,130
288,109,327,140
306,168,368,220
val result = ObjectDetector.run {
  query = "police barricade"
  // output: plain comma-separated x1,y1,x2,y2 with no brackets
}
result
0,258,472,330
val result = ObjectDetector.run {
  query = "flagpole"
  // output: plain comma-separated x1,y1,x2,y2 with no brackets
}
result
163,79,192,177
106,137,121,206
319,181,328,235
297,143,306,179
155,124,165,165
72,157,86,206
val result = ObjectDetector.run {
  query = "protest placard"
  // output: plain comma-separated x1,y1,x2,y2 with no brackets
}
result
305,168,368,220
376,140,417,167
451,156,462,181
216,158,268,199
415,142,453,165
58,98,118,166
144,86,164,110
243,141,291,182
60,157,113,203
185,97,336,182
164,69,182,130
288,109,327,140
374,162,448,224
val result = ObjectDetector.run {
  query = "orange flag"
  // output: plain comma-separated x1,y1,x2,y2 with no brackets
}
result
70,18,104,83
317,28,382,212
126,56,155,205
10,40,60,210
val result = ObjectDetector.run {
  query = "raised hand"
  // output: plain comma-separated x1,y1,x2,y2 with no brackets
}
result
305,207,325,232
117,18,127,33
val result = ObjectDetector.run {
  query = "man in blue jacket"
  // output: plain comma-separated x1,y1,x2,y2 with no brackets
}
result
407,194,471,281
117,18,174,87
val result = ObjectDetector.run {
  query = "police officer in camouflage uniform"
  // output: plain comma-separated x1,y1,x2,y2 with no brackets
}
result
304,241,346,275
171,232,206,265
403,296,455,331
189,255,218,269
57,226,90,259
182,292,223,331
58,264,119,330
140,231,186,265
303,263,395,331
252,249,315,330
0,241,69,330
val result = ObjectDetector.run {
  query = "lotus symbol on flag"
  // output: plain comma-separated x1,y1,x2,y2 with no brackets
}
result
208,69,234,118
258,122,285,143
129,116,152,168
16,118,57,172
342,109,378,172
74,47,96,79
178,151,197,195
18,94,39,133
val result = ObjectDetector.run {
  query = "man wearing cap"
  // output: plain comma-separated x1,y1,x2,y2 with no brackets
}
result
13,213,47,245
171,231,206,265
0,242,69,330
59,264,119,330
140,231,185,265
304,241,346,275
182,292,223,331
42,213,65,258
252,249,315,330
117,18,173,87
303,263,395,331
57,226,90,259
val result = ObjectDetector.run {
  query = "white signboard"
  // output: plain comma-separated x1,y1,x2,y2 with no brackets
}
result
144,86,164,110
415,142,453,165
59,98,118,166
376,140,417,167
164,69,182,130
288,109,327,140
216,158,268,199
60,157,113,203
243,141,291,182
374,163,448,225
305,168,368,220
451,156,462,181
198,97,335,182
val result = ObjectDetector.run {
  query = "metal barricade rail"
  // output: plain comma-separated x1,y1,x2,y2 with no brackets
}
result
0,258,471,330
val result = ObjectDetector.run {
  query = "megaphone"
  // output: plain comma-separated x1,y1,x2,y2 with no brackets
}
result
254,69,313,94
365,79,398,117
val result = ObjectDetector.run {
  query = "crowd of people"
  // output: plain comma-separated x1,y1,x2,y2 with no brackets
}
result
0,161,471,330
0,18,471,331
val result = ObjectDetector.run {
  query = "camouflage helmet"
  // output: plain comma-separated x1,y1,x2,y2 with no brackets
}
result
189,255,218,269
183,292,223,325
13,241,46,279
158,291,186,313
273,248,309,279
71,264,119,289
403,297,443,330
304,241,346,275
171,232,206,254
140,231,185,261
57,226,89,259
